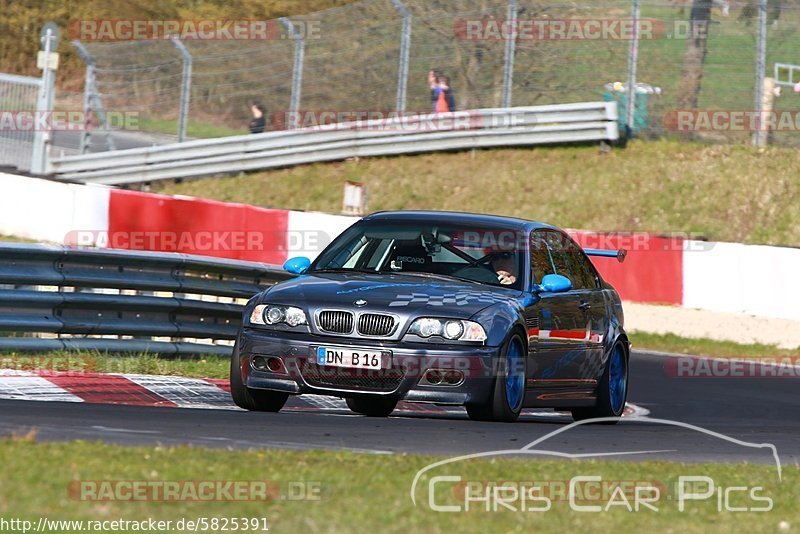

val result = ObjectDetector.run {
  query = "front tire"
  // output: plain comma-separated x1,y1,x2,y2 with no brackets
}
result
230,342,289,412
466,332,526,422
571,340,629,424
346,395,398,417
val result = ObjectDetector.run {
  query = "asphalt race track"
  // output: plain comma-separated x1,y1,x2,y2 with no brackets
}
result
1,351,797,466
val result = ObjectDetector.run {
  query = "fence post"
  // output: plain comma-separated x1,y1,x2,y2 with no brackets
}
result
280,18,305,122
31,25,58,174
73,40,116,153
753,0,768,147
79,54,94,154
170,36,192,143
391,0,412,113
501,0,518,108
625,0,641,138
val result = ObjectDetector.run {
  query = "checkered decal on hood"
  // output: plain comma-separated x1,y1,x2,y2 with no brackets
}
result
388,291,510,307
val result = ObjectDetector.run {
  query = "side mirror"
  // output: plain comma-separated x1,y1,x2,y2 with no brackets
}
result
283,256,311,275
538,274,572,293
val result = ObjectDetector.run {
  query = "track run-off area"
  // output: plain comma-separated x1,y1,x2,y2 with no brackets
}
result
0,351,797,465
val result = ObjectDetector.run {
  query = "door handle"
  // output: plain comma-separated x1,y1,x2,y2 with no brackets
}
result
578,301,591,311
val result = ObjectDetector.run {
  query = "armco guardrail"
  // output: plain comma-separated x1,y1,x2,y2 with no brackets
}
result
49,103,619,185
0,243,292,356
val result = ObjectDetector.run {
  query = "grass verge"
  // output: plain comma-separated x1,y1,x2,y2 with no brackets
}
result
153,140,800,248
630,332,799,360
135,116,244,139
0,351,230,379
0,439,794,533
0,235,38,243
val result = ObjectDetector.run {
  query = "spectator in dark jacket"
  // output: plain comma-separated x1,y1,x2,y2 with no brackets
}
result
249,101,267,134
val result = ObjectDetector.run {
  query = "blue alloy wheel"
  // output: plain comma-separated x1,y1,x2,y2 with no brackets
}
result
608,343,627,414
505,337,525,410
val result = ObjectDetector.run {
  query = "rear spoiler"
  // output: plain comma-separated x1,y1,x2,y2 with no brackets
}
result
584,248,627,263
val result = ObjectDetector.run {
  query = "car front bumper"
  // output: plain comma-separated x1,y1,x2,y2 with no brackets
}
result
238,327,500,406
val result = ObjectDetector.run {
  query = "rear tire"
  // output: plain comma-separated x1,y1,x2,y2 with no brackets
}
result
230,342,289,412
571,340,628,424
346,395,398,417
466,332,526,423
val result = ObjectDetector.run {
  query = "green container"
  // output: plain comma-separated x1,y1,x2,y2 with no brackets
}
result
604,90,650,137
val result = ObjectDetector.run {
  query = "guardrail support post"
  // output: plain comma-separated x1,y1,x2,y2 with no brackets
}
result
280,18,305,124
625,0,641,138
73,40,116,154
31,25,58,174
391,0,412,114
170,36,192,143
501,0,518,108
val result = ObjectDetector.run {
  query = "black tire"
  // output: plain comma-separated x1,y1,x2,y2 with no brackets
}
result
466,332,527,423
230,342,289,412
346,395,398,417
571,340,629,424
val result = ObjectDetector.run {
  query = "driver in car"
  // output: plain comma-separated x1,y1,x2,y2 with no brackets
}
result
490,252,517,286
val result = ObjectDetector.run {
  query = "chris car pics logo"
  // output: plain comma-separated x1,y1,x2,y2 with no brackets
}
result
410,418,781,514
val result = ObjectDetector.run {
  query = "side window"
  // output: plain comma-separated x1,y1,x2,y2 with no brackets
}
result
571,246,600,289
531,230,598,289
543,231,571,280
530,232,555,283
559,234,599,290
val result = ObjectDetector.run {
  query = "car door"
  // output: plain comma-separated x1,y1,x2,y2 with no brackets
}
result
560,234,608,380
525,230,590,385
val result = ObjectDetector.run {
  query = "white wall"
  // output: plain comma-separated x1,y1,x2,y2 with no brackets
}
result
3,170,800,323
0,172,109,245
683,240,800,321
286,210,358,260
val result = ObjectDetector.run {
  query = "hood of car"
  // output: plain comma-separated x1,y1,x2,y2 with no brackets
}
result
263,272,521,320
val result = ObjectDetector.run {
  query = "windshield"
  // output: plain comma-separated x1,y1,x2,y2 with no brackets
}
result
310,220,526,289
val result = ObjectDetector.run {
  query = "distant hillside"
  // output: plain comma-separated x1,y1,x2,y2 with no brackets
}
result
0,0,354,91
154,140,800,247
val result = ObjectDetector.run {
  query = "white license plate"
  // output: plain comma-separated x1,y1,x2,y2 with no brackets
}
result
315,346,384,369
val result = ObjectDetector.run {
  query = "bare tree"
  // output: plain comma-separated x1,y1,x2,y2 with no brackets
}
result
677,0,713,110
739,0,783,26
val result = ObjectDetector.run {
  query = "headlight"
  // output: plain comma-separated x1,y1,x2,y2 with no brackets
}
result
250,304,308,327
408,318,487,342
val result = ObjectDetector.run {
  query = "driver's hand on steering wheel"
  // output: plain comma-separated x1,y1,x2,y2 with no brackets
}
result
496,270,516,285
